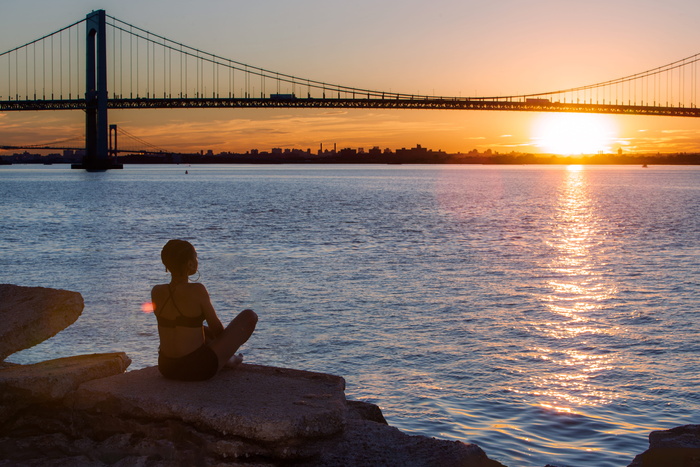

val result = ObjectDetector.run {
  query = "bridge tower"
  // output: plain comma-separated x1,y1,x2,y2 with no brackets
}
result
72,10,121,171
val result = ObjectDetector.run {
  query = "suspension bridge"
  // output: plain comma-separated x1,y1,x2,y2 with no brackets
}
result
2,10,700,169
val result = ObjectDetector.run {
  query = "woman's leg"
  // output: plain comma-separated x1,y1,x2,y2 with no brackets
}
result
208,309,258,370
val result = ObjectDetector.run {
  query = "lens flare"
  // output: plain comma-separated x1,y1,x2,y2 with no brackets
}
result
141,301,155,313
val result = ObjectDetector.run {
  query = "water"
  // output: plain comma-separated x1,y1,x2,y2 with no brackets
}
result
1,164,698,467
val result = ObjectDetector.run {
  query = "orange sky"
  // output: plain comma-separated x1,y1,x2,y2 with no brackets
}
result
2,0,700,155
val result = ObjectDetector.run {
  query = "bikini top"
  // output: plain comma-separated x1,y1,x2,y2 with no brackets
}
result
155,285,205,329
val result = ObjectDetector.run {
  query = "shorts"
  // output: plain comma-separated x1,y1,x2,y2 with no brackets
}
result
158,343,219,381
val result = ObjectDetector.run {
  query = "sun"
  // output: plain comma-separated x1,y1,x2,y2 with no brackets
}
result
532,113,618,155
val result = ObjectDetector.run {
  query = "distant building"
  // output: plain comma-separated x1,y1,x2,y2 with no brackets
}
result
394,144,446,162
338,148,357,158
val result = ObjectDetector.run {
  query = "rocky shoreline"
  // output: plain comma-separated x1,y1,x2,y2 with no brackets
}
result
1,284,697,466
2,355,504,466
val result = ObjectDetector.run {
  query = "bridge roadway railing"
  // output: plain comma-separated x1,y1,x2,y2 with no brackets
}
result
2,97,699,118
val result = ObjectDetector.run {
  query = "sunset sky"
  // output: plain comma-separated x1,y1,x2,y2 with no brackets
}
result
1,0,700,155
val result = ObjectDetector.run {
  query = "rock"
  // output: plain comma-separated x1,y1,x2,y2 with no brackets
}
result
71,363,348,444
65,363,350,461
0,284,84,361
648,424,700,449
0,352,131,423
2,361,503,466
1,352,131,401
346,399,389,424
628,424,700,466
311,418,505,467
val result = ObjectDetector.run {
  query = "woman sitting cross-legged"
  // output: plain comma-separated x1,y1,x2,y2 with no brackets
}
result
151,239,258,381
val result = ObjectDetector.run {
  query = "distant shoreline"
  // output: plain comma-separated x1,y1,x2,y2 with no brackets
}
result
3,142,700,165
0,152,700,166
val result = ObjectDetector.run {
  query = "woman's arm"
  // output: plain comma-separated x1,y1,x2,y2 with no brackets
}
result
195,283,225,337
150,285,164,315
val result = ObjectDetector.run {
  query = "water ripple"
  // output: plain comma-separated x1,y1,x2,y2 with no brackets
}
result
1,164,699,467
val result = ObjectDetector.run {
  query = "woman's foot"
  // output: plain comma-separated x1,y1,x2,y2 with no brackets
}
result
225,353,244,369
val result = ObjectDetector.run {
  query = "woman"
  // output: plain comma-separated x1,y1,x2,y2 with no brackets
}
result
152,239,258,381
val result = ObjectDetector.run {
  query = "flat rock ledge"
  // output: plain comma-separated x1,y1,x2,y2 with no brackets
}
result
1,357,504,467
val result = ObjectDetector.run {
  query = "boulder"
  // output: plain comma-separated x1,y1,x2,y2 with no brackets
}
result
312,417,504,467
628,424,700,466
0,352,131,422
1,352,131,401
0,284,84,361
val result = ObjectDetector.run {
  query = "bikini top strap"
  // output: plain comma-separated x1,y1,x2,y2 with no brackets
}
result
167,284,187,317
160,288,173,311
156,284,204,328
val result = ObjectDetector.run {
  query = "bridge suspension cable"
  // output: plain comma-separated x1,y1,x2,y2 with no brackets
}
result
0,127,169,154
104,14,402,101
0,135,83,151
0,18,85,101
115,126,169,154
1,10,700,115
502,52,700,108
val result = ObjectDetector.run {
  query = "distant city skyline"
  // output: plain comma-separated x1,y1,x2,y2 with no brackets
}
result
2,0,700,155
4,141,698,167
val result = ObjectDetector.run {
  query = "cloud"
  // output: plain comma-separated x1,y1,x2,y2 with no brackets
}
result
112,109,475,152
620,127,700,153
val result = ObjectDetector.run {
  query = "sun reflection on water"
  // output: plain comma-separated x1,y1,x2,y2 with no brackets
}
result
527,165,619,411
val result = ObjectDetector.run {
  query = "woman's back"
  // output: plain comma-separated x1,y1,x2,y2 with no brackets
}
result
152,283,207,358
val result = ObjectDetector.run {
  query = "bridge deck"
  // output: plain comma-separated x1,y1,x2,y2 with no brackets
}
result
1,97,699,117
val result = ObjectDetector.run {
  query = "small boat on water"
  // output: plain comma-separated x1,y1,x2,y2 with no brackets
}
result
642,164,648,168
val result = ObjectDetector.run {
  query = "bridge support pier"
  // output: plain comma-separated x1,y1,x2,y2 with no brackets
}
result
72,10,121,171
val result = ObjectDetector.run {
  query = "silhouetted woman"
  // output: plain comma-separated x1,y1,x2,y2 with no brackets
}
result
152,239,258,381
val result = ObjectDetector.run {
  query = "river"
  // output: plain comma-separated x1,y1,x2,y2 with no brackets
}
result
2,164,698,466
